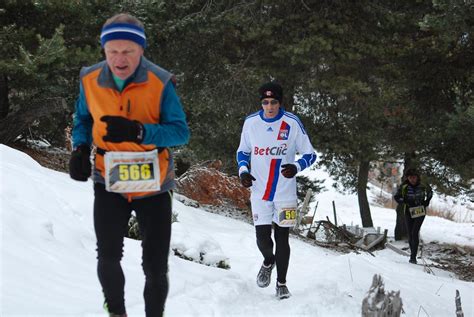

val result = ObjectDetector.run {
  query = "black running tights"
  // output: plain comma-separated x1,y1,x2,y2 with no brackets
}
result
255,224,290,284
94,183,171,317
404,211,425,260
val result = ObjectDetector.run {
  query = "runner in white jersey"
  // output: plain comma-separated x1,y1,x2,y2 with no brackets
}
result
236,82,316,299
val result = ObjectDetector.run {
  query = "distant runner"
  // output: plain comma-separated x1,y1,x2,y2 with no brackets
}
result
394,169,433,264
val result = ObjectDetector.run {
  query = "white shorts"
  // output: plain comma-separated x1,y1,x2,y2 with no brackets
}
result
250,198,298,227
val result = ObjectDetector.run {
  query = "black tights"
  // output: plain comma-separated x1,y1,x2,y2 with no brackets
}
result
255,224,290,284
404,211,425,260
94,183,171,317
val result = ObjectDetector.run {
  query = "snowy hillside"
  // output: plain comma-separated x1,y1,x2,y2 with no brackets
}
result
0,144,472,316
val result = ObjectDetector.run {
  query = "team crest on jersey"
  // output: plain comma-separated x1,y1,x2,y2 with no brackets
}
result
277,121,290,140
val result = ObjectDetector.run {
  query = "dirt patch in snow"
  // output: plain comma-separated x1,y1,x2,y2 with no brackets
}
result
420,241,473,282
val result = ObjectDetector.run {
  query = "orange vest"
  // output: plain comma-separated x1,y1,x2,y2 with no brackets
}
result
80,59,173,199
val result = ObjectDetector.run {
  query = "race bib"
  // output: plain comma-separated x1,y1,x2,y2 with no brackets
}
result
277,206,297,227
409,205,426,218
104,150,160,193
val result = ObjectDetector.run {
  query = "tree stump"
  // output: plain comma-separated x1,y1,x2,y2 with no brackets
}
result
361,274,403,317
455,290,464,317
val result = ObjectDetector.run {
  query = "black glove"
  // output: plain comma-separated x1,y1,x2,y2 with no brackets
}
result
69,145,91,181
240,172,256,188
281,163,297,178
101,115,144,143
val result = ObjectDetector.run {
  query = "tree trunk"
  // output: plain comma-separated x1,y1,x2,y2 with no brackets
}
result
394,152,415,240
403,151,417,172
0,74,9,119
394,203,407,240
358,159,374,228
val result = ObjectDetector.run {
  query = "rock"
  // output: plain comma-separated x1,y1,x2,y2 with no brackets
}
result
206,159,223,170
176,161,250,210
455,246,467,255
174,194,201,208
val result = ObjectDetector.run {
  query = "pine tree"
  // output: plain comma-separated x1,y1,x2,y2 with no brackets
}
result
0,1,103,145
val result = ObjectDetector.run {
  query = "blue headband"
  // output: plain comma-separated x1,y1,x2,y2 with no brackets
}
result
100,23,147,48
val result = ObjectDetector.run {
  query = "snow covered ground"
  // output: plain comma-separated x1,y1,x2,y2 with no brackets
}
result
1,144,473,316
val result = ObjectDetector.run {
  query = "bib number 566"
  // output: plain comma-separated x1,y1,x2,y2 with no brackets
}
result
104,149,160,193
119,164,152,181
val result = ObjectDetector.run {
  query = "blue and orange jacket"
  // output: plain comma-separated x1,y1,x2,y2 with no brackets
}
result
72,57,189,199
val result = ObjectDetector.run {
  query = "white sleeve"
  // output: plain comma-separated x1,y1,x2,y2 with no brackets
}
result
236,120,252,175
294,121,317,172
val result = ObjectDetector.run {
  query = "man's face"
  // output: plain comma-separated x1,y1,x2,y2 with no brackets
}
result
104,40,143,80
261,98,280,119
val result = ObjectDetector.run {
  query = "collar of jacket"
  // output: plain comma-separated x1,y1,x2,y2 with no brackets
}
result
97,56,149,90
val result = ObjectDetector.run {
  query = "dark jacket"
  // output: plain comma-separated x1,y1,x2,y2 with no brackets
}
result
394,179,433,212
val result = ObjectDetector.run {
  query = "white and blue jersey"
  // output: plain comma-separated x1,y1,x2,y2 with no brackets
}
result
236,108,316,202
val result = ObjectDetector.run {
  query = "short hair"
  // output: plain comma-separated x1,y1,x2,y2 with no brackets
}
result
404,168,420,177
103,13,144,29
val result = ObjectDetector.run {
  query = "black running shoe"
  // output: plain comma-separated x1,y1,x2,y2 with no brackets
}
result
275,282,291,300
409,258,417,264
256,262,275,288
